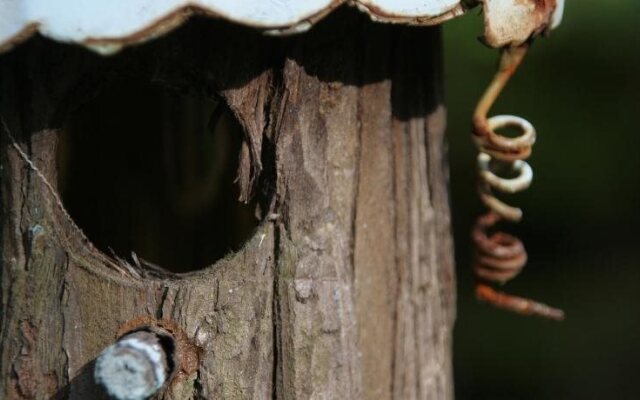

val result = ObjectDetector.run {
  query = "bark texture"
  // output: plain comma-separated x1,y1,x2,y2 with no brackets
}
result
0,10,455,400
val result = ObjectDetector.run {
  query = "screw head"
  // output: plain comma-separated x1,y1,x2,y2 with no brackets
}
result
95,331,168,400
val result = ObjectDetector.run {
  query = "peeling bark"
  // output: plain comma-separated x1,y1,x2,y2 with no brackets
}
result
0,10,455,400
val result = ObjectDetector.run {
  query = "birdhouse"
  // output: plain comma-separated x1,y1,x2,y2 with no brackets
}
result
0,1,563,398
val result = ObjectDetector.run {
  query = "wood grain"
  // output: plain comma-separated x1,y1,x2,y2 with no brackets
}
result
0,11,455,399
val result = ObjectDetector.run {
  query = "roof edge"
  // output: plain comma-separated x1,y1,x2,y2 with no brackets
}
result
0,0,467,56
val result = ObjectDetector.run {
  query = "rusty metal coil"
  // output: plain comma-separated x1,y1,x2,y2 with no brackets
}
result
471,45,564,321
472,211,526,283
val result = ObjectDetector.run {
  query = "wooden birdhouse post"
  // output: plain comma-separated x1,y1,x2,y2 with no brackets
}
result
0,1,563,399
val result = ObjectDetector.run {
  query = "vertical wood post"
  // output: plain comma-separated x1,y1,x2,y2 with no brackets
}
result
0,10,455,399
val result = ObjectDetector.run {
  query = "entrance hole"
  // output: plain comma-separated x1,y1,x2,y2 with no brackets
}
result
58,80,258,273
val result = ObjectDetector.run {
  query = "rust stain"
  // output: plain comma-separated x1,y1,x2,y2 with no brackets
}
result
534,0,556,10
476,283,565,320
12,321,38,399
530,0,558,37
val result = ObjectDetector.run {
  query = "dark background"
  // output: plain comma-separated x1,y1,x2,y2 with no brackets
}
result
444,2,640,399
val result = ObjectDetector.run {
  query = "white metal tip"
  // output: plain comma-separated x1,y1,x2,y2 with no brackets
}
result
95,333,167,400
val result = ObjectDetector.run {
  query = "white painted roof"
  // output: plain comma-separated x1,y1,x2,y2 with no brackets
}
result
0,0,563,55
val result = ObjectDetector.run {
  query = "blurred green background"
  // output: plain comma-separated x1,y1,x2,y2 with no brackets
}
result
443,2,640,399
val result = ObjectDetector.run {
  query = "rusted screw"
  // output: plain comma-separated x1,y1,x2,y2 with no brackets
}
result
94,330,170,400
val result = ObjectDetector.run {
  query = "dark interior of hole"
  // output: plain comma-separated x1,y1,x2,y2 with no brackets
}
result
155,332,176,376
57,80,258,273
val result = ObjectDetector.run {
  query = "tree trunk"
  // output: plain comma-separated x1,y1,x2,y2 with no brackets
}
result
0,10,455,400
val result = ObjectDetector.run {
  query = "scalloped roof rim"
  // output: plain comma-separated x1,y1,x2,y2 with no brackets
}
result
0,0,464,55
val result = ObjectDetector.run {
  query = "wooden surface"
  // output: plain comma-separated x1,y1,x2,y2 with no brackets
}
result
0,11,455,399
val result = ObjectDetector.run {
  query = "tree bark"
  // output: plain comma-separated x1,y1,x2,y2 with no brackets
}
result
0,10,455,400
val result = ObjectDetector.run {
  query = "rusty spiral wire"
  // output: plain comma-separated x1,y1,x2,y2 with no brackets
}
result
471,45,564,321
